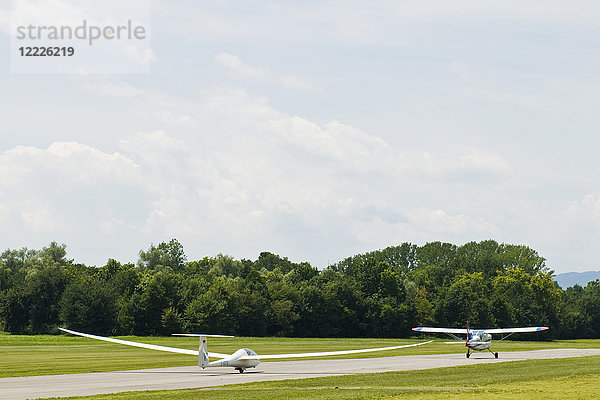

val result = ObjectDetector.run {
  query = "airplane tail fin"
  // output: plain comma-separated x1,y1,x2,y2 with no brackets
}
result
199,336,209,368
466,320,471,345
172,333,233,368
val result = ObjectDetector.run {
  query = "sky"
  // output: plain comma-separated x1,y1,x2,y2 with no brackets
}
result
1,1,599,273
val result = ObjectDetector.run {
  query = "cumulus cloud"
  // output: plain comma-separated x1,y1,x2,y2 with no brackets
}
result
0,142,139,186
156,111,198,128
351,210,498,246
0,8,9,34
264,117,389,172
407,208,498,235
83,82,147,97
47,142,140,184
153,0,600,50
0,86,510,266
215,53,267,78
215,53,322,92
450,61,474,81
119,131,186,162
0,142,144,240
567,192,600,220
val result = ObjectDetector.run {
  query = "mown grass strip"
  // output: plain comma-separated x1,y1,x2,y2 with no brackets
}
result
55,355,600,400
1,333,600,377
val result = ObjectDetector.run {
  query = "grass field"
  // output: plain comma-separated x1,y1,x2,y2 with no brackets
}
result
1,331,600,377
52,355,600,400
2,333,600,399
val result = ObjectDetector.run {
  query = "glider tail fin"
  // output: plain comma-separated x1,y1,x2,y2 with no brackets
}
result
171,333,234,367
199,336,209,368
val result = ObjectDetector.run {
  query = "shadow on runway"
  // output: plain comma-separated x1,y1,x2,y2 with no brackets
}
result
255,372,348,376
119,369,266,376
118,368,347,377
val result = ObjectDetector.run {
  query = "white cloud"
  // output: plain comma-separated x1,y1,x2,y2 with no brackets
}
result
0,78,518,267
407,208,498,235
156,110,198,128
215,53,267,78
118,131,186,163
46,142,139,184
0,142,144,239
0,8,10,34
83,82,147,97
153,0,600,50
567,192,600,220
265,116,389,170
99,218,126,234
21,206,61,234
0,142,139,186
119,44,157,66
215,53,322,92
450,61,474,81
1,1,599,273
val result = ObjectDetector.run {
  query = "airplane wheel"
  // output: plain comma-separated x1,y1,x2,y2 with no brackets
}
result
466,352,470,358
494,353,499,359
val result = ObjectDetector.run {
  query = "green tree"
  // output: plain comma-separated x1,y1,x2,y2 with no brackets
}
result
2,287,29,333
183,278,238,334
161,307,183,334
438,272,493,327
60,278,117,334
40,242,69,265
575,280,600,337
138,239,187,272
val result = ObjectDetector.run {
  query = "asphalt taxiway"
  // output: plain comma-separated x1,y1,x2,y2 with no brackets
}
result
3,348,600,400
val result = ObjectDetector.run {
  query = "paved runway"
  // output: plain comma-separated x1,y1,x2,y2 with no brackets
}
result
3,349,600,400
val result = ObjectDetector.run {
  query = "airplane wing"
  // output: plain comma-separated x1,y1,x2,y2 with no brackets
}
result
239,340,432,360
412,327,468,334
58,327,231,359
484,327,549,334
60,327,431,361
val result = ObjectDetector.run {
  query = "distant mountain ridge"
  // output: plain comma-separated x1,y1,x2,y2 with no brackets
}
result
554,271,600,288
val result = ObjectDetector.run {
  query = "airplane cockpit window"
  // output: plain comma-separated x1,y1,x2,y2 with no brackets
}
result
244,348,257,356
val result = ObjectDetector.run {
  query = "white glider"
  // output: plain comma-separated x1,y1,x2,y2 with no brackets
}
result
59,327,431,373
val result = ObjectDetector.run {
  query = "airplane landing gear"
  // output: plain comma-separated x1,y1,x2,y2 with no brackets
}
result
466,351,470,358
235,367,245,373
487,348,499,358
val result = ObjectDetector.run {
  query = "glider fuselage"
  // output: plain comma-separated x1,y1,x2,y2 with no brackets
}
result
208,348,261,369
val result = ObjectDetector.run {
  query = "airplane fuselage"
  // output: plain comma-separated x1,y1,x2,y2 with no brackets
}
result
207,348,261,371
466,330,492,351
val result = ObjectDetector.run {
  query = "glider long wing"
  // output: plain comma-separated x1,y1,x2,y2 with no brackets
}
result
240,340,432,360
58,327,231,359
60,327,431,361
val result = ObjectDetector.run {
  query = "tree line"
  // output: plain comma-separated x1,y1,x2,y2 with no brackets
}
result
0,239,597,339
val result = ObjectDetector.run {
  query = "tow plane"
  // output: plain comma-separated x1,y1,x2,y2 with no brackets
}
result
59,327,431,373
412,322,548,358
